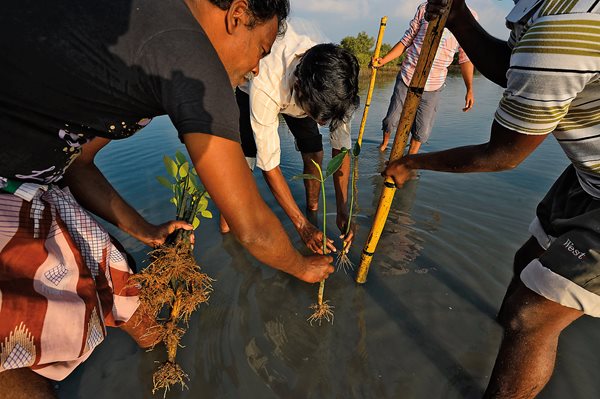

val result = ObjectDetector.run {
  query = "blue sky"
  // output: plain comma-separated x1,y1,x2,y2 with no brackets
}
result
289,0,515,44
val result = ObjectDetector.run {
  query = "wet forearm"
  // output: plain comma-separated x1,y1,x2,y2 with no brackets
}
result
403,143,517,174
262,167,310,232
232,202,305,273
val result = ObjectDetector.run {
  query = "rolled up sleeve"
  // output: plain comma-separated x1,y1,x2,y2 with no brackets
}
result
249,88,283,171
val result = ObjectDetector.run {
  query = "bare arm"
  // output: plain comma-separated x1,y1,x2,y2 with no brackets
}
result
426,0,511,87
262,166,335,254
374,41,407,67
63,137,192,247
383,120,548,187
183,133,334,283
460,60,475,112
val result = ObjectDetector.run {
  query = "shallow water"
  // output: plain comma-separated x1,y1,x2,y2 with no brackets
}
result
59,73,599,399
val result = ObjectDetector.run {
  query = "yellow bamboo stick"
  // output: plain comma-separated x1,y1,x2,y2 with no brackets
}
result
356,2,453,284
355,16,388,148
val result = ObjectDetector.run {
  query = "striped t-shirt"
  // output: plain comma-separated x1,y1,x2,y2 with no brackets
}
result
495,0,600,197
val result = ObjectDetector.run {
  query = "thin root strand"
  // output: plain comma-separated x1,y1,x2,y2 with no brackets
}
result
307,301,335,326
335,250,355,273
152,361,189,398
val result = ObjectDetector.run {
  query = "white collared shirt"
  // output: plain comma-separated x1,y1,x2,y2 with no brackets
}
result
238,24,351,171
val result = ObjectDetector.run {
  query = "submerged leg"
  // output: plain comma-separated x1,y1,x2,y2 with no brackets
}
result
485,283,582,398
407,138,422,155
379,131,391,152
498,236,545,322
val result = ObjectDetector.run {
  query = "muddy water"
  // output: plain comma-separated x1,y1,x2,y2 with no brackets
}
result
58,73,599,399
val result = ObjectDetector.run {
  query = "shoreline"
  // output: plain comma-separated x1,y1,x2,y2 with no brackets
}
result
358,64,475,77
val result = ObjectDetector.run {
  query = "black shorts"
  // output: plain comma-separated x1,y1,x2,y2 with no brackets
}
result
521,165,600,316
236,89,323,158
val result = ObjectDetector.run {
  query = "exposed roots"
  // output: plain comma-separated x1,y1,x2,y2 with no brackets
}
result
152,361,189,398
128,240,214,395
307,301,335,326
129,242,213,322
335,250,355,273
177,274,214,323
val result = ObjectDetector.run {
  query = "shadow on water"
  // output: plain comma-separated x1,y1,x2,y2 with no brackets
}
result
361,272,485,398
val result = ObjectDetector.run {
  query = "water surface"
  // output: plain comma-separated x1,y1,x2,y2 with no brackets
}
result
58,73,599,399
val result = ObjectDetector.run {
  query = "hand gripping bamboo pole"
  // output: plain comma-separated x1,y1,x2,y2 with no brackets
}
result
356,2,453,284
355,16,388,149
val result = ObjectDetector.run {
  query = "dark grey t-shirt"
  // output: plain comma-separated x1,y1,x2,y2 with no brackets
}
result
0,0,239,183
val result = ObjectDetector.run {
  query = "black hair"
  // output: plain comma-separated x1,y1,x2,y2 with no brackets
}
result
294,44,360,132
208,0,290,36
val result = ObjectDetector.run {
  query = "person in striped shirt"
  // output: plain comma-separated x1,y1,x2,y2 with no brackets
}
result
385,0,600,397
373,2,475,154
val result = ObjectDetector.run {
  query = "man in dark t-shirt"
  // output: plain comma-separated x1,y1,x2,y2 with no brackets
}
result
1,0,240,183
0,0,334,395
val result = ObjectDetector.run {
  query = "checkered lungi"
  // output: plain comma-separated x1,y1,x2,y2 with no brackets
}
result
0,184,139,380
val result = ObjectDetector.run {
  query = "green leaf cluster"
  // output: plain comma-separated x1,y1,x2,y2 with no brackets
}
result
292,148,349,183
156,151,212,230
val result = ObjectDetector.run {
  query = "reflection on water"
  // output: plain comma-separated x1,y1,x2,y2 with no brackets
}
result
58,73,598,399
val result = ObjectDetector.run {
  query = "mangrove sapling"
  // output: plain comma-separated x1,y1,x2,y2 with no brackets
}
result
336,142,361,272
293,149,349,325
129,151,214,396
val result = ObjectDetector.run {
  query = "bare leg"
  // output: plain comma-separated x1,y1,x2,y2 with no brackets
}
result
378,131,391,152
120,305,162,349
219,214,230,234
484,283,583,398
301,151,323,212
498,236,545,322
407,138,422,155
0,368,57,399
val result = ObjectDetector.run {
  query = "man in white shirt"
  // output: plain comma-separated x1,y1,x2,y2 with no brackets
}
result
225,25,359,254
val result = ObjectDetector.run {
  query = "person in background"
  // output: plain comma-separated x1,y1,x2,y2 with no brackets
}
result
0,1,335,397
386,0,600,396
222,24,360,254
374,2,475,154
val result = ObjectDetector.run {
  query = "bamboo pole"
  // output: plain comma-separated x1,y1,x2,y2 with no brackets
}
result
339,17,387,258
355,16,388,149
356,2,453,284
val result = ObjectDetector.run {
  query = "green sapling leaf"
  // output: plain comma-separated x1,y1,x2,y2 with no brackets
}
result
292,173,319,181
175,151,187,165
192,216,200,229
156,176,173,191
163,155,178,178
188,175,198,190
200,210,213,218
325,148,349,178
179,162,189,178
199,196,209,209
352,142,361,157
